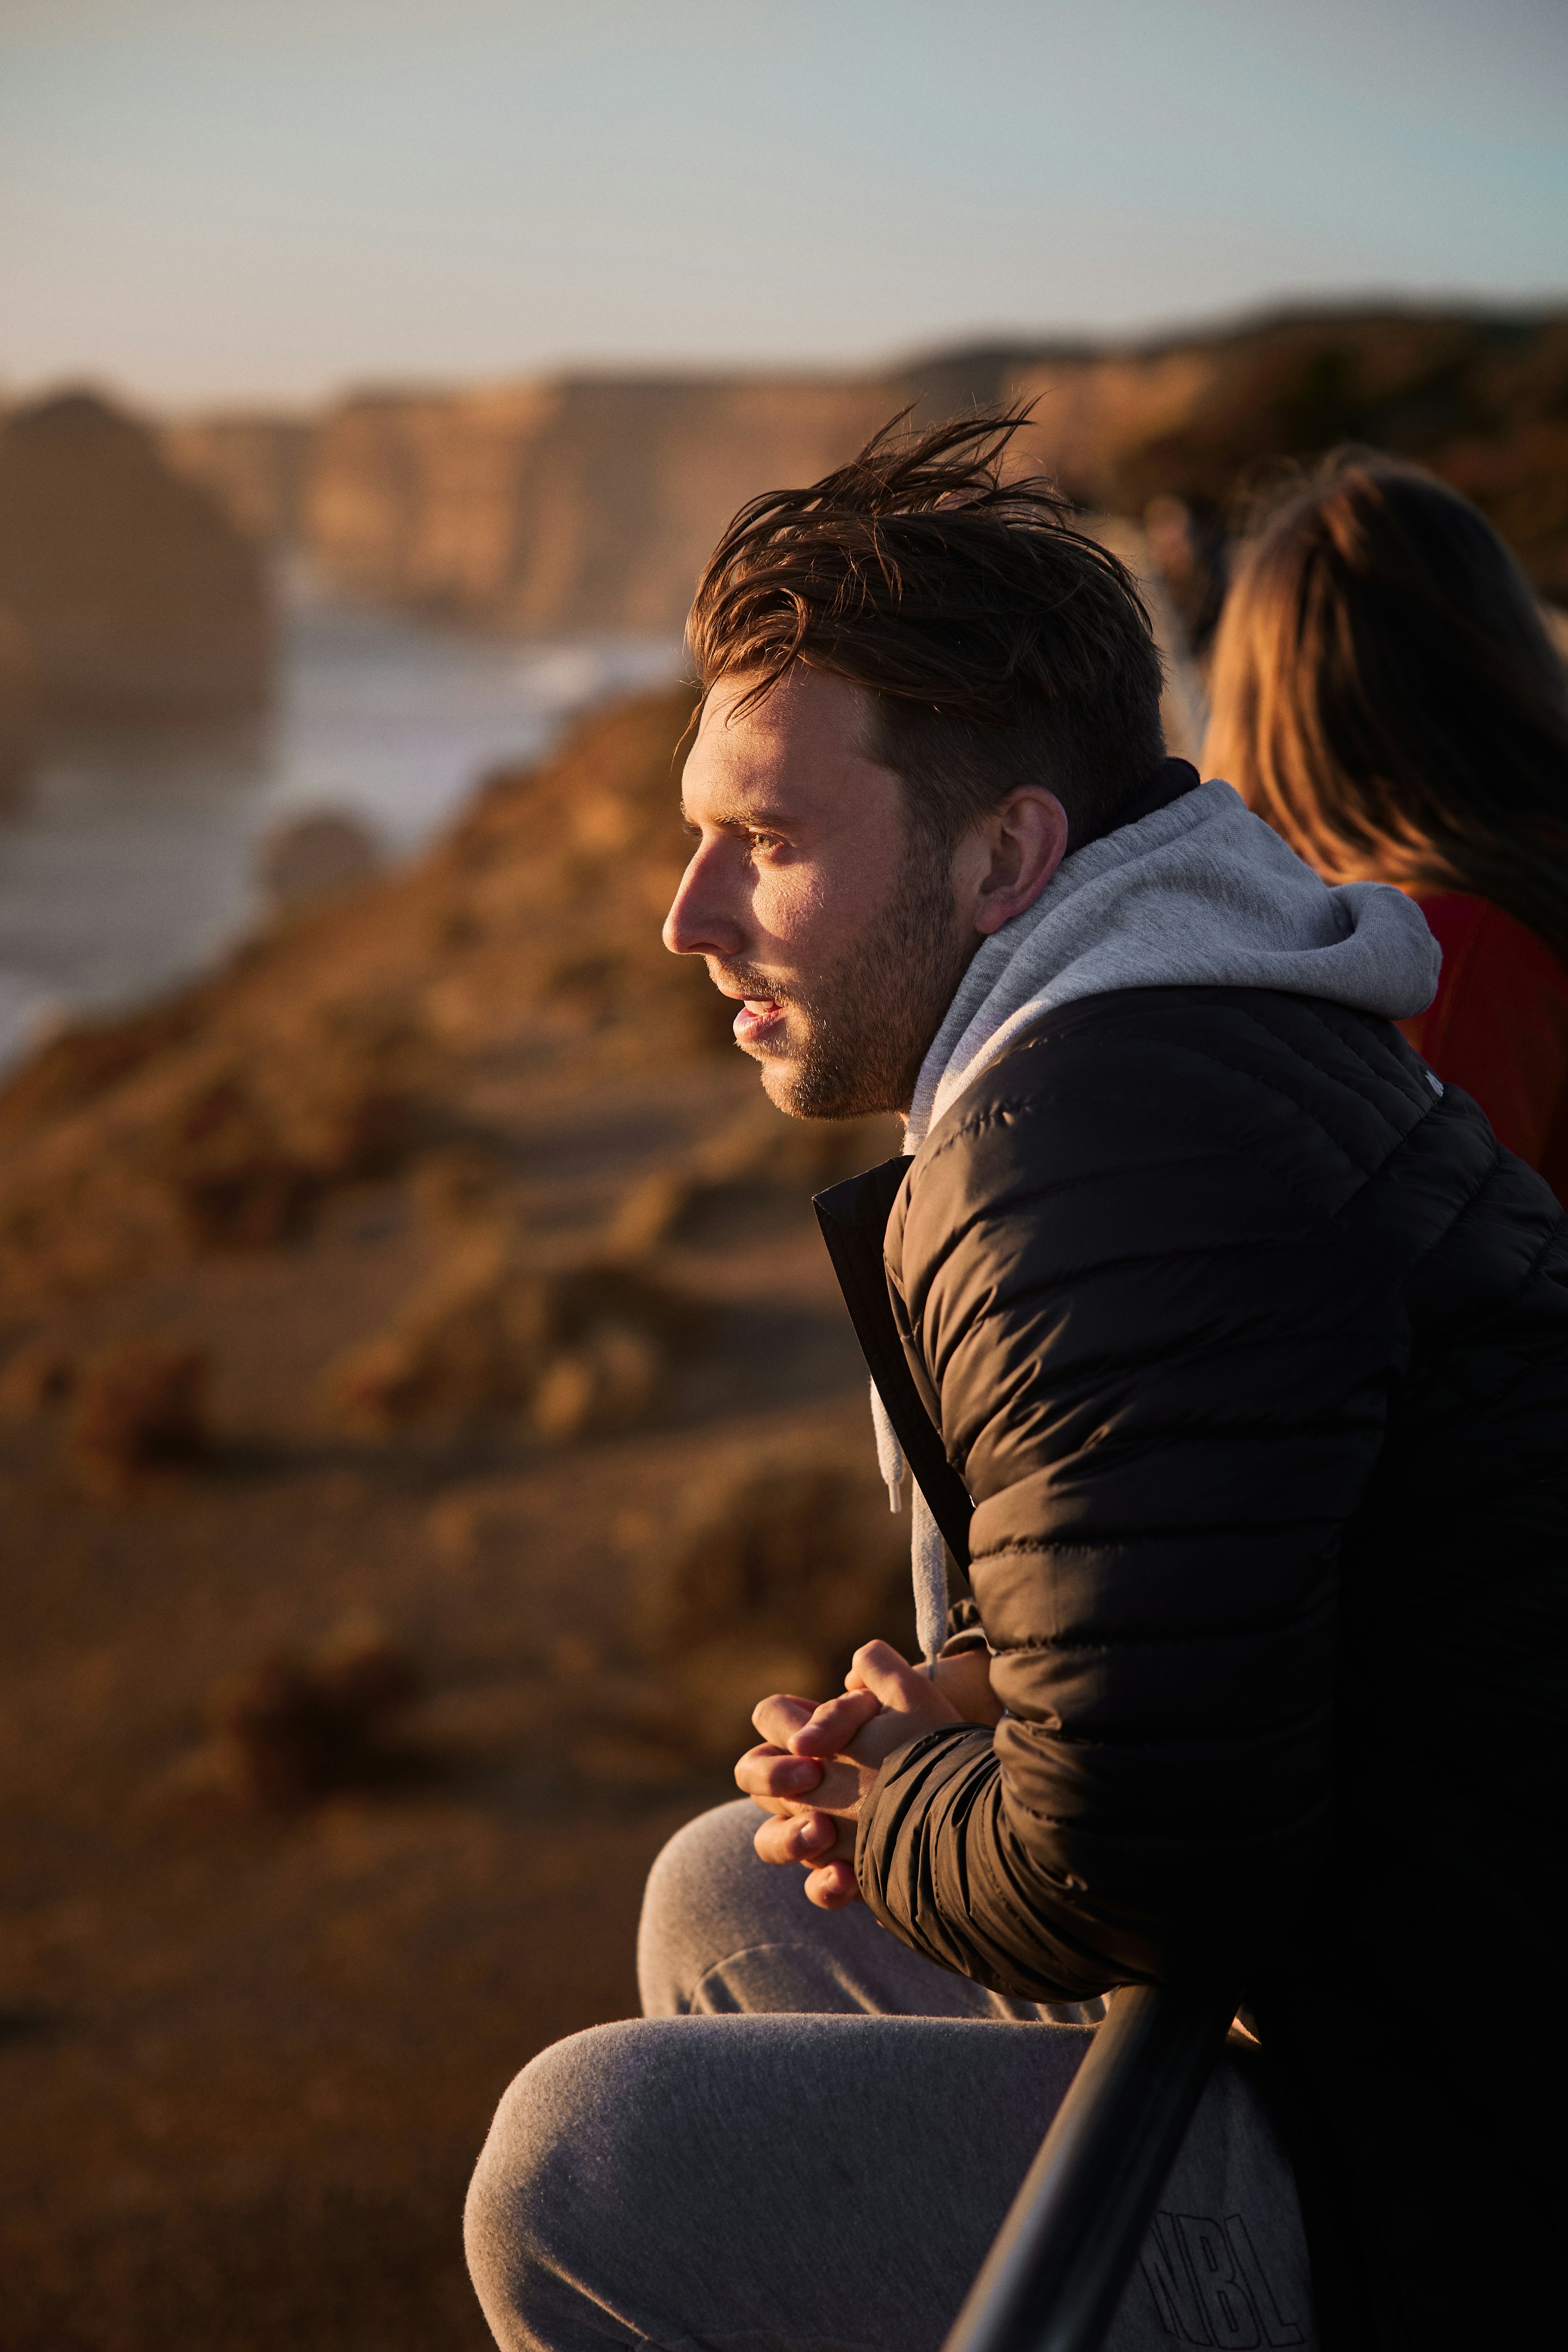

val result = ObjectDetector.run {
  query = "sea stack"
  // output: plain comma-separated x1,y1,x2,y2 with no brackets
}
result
0,390,274,721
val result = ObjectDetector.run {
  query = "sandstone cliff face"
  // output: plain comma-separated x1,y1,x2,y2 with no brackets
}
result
302,375,903,631
0,392,274,720
166,307,1568,637
1008,311,1568,556
162,412,315,546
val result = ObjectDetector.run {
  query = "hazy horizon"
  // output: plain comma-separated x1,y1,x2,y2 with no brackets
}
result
18,289,1568,427
3,0,1566,411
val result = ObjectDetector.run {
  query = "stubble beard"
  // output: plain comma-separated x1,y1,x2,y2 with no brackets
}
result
727,843,976,1121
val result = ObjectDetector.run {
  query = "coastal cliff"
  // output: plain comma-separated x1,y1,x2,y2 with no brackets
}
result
299,376,902,630
165,307,1568,633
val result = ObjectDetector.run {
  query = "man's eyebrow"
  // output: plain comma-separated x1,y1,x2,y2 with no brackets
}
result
677,802,797,831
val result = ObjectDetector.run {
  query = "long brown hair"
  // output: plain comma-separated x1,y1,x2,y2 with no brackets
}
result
1203,453,1568,962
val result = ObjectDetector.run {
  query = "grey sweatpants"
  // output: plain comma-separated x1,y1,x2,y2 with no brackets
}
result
465,1801,1315,2352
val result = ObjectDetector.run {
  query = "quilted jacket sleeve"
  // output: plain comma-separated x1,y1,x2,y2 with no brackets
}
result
854,987,1444,2000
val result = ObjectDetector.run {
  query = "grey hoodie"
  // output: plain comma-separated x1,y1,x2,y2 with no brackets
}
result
907,777,1440,1150
877,777,1443,1656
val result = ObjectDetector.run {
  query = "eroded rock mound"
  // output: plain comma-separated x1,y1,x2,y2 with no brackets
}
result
0,390,273,719
256,810,382,912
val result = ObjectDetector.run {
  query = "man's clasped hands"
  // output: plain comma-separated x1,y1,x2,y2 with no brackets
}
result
735,1639,1004,1908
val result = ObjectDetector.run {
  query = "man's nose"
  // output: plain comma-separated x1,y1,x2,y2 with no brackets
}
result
663,848,745,960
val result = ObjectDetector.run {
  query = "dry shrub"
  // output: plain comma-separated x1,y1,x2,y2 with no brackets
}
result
640,1444,914,1657
153,1028,414,1249
161,1073,324,1248
424,1483,528,1576
693,1108,901,1195
610,1110,902,1253
408,1141,514,1227
328,1228,709,1443
0,994,204,1135
0,1336,76,1420
69,1342,210,1494
606,1166,701,1256
197,1619,423,1810
0,1007,422,1304
532,1322,661,1441
631,1442,917,1765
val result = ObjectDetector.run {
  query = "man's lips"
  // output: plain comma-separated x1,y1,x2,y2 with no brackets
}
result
731,995,785,1045
713,979,789,1046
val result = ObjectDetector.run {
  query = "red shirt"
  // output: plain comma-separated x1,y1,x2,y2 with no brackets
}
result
1398,891,1568,1205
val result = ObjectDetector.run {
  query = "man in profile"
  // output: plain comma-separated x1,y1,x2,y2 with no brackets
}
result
465,418,1565,2350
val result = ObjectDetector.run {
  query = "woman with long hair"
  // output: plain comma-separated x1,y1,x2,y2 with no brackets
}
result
1204,453,1568,1199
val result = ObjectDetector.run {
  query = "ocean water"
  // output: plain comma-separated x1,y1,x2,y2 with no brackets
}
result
0,580,681,1069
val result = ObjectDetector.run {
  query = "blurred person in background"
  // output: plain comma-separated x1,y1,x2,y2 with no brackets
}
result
1203,453,1568,1201
1142,491,1230,666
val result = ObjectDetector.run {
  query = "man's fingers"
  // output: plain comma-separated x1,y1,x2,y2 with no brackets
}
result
752,1807,854,1869
734,1742,824,1804
803,1860,862,1910
751,1690,816,1746
788,1687,883,1758
846,1638,927,1707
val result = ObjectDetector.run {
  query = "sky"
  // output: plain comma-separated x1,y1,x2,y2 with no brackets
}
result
1,0,1565,413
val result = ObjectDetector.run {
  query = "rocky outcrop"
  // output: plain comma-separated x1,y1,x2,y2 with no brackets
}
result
165,307,1568,636
255,811,382,912
0,391,273,720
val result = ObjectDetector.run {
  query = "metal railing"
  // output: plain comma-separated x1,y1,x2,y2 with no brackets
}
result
941,1984,1240,2352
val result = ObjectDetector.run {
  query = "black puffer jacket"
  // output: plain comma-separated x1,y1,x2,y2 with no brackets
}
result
817,984,1567,2350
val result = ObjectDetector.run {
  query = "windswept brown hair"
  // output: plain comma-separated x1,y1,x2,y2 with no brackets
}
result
1204,452,1568,960
687,411,1166,850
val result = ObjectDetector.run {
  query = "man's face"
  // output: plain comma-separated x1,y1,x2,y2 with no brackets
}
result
663,669,975,1119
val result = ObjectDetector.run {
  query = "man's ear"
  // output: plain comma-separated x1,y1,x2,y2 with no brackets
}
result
969,789,1070,938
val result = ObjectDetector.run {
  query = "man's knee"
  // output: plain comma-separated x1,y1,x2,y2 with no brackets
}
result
465,2022,649,2352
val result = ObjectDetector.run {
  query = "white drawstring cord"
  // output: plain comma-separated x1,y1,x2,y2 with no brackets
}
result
910,1482,949,1666
870,1379,949,1666
870,1379,905,1512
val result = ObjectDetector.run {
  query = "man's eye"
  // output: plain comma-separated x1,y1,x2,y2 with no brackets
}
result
747,831,782,853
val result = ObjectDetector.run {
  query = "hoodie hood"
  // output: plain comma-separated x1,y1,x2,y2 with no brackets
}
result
906,776,1441,1151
